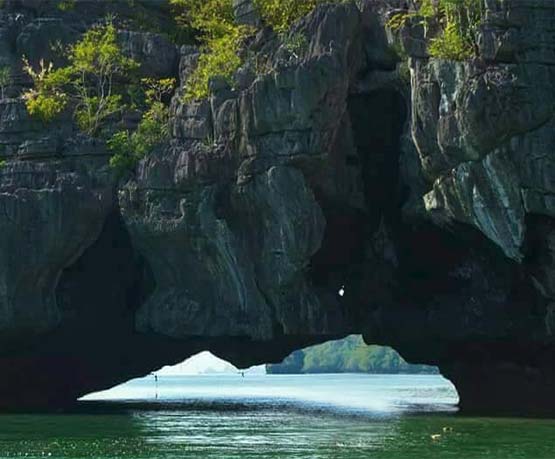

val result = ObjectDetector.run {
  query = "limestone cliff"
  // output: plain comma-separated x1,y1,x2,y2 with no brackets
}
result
0,0,553,415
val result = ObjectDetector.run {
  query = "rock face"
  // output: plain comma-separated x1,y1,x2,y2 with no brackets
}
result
0,0,554,416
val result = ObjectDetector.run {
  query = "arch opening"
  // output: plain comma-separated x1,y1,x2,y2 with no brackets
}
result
81,336,458,415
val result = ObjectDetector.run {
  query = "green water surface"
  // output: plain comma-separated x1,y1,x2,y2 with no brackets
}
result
0,375,552,459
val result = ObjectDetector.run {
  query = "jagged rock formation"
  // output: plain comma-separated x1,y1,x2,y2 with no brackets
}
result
0,0,553,415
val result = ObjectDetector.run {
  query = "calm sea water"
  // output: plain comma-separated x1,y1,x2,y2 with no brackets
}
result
0,374,553,458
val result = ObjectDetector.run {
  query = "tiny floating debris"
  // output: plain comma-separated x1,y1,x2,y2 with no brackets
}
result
430,434,442,441
443,426,454,433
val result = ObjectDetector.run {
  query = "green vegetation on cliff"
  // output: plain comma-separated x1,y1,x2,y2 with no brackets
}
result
253,0,344,33
22,19,174,172
23,20,139,133
22,0,351,166
388,0,483,60
173,0,345,100
170,0,248,100
108,78,175,172
267,336,438,374
22,0,483,171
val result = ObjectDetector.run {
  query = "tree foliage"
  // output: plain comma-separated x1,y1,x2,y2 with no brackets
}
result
185,26,246,101
23,59,69,122
170,0,249,100
171,0,344,100
170,0,236,40
23,20,138,134
108,78,175,173
253,0,342,33
387,0,483,61
24,21,175,172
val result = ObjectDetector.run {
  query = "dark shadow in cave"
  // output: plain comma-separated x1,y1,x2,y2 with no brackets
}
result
309,89,407,310
0,211,205,410
348,90,408,230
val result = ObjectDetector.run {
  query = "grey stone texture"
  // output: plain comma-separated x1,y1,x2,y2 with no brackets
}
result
0,0,553,415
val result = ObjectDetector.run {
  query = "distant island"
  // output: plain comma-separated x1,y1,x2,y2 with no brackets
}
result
155,351,265,376
267,336,438,375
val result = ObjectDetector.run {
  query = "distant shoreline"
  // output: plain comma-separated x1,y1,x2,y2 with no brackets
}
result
266,336,438,375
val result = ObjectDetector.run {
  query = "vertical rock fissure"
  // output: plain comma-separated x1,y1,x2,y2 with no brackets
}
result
349,90,407,232
308,88,408,327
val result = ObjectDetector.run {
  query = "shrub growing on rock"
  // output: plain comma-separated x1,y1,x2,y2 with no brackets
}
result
387,0,483,61
23,59,69,121
108,78,175,173
23,20,139,134
173,0,345,101
24,20,176,172
254,0,342,33
185,26,246,100
171,0,249,101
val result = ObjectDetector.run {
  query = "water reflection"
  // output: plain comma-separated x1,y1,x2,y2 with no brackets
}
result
0,375,553,458
83,374,459,414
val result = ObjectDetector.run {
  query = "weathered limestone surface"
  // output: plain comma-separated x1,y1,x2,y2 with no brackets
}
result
0,0,553,415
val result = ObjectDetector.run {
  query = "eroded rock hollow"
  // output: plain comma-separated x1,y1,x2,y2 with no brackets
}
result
0,0,554,415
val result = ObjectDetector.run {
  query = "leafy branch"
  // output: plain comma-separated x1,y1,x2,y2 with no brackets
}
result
108,78,176,173
387,0,483,61
23,20,139,134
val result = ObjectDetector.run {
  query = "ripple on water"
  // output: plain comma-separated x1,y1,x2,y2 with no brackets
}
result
0,375,553,458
